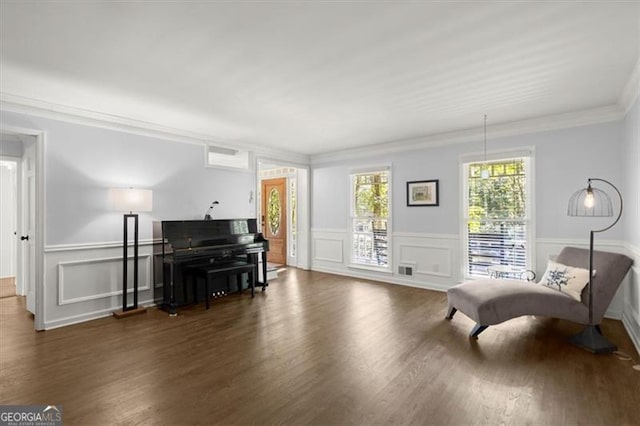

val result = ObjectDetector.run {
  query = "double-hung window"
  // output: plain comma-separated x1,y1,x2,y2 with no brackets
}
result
350,169,391,270
462,153,533,277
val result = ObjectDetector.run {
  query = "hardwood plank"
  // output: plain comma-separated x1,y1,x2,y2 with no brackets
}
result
1,268,638,425
0,276,16,299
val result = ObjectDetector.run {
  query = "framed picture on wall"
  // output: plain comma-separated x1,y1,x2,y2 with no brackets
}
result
406,179,439,206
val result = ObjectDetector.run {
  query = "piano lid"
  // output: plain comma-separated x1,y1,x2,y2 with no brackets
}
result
161,219,259,250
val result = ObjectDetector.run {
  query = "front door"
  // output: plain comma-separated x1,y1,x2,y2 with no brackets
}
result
261,178,287,265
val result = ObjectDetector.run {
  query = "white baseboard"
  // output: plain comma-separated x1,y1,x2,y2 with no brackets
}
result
312,265,451,293
622,309,640,357
44,299,156,330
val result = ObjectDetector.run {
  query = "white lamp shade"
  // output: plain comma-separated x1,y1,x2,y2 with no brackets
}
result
111,188,153,212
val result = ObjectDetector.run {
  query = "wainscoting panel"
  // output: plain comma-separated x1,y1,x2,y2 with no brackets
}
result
44,242,156,330
398,244,451,277
314,238,344,263
393,233,460,290
622,243,640,355
311,229,460,292
58,255,151,305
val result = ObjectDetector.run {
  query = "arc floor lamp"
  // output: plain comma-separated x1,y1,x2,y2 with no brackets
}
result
112,187,153,319
567,178,622,353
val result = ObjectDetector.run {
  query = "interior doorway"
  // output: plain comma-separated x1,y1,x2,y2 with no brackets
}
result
0,128,44,330
0,156,19,298
257,161,309,270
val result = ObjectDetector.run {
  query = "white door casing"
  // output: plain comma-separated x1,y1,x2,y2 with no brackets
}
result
22,140,36,314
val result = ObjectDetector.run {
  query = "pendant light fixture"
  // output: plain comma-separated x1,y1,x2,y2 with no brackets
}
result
481,114,490,179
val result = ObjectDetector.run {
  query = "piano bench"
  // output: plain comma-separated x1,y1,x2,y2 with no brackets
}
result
185,261,257,309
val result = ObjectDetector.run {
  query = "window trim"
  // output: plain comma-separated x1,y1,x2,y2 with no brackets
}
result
460,150,535,280
348,166,392,272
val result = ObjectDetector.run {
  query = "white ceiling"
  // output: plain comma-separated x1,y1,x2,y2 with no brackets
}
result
1,2,638,156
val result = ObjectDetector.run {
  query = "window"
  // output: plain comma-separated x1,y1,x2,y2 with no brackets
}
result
463,156,533,277
289,177,297,258
350,169,390,269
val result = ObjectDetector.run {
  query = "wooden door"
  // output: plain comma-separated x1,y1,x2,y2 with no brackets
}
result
261,178,287,265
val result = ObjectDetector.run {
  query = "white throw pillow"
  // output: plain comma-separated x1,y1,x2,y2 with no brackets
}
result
538,260,591,302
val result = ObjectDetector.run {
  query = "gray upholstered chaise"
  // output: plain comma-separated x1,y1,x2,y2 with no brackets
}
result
446,247,632,338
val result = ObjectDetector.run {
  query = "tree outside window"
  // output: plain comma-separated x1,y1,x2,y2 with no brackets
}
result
351,171,390,268
466,158,529,276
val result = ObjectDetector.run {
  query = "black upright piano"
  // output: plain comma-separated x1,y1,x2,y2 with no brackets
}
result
160,219,269,315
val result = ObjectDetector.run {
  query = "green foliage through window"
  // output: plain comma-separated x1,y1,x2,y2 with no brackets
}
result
467,159,526,232
465,158,530,276
351,171,389,268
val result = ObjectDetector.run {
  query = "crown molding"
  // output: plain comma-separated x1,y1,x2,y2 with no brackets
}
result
1,91,627,168
0,92,310,166
619,57,640,115
310,105,625,165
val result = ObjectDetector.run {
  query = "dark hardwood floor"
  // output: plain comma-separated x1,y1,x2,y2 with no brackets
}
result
1,268,639,425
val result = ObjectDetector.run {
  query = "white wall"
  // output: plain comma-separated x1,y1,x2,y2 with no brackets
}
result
311,120,628,318
622,97,640,353
313,121,624,239
1,110,257,329
37,115,255,245
0,135,23,157
623,100,640,248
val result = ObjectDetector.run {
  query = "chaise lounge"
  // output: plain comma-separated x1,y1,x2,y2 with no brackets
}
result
446,247,632,341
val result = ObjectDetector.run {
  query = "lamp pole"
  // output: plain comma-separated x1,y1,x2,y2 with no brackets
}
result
570,178,622,353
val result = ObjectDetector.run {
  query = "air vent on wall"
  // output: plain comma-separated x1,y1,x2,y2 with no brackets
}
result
206,145,253,170
399,266,413,276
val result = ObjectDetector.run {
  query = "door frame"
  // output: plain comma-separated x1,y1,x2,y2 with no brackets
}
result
1,125,45,330
255,157,310,270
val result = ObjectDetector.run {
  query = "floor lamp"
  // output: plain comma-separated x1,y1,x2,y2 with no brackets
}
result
112,188,153,319
567,178,622,353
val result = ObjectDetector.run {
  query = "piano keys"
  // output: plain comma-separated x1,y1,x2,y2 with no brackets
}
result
158,219,269,315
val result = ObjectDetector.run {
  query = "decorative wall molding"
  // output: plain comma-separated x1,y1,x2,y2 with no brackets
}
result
313,238,344,263
535,238,625,249
310,228,348,234
45,239,162,253
44,242,156,330
0,92,310,166
392,232,459,240
398,244,452,278
310,105,624,164
312,264,450,293
621,242,640,356
311,230,458,288
310,233,631,322
625,241,640,259
57,254,152,305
